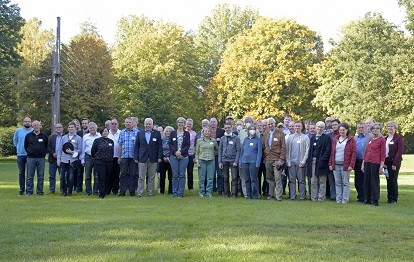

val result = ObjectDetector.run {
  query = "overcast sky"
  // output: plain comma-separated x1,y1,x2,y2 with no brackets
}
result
12,0,408,50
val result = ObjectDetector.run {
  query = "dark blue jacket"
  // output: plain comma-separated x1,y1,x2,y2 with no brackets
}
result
306,133,331,177
169,130,191,158
134,129,162,163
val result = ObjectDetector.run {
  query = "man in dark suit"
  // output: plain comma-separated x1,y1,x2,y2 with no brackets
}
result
134,118,162,197
210,117,225,194
47,123,64,194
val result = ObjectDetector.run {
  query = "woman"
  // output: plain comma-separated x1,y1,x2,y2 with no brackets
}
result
307,121,331,201
91,127,114,198
329,123,356,204
385,121,404,204
362,123,386,206
160,126,174,194
239,125,262,199
195,127,218,198
169,117,190,197
57,122,82,196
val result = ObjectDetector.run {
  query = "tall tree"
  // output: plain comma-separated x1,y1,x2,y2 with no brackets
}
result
15,18,54,126
0,0,24,126
112,15,204,127
60,29,117,126
399,0,414,35
211,17,324,121
313,13,411,132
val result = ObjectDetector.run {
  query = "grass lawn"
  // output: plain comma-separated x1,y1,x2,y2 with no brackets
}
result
0,155,413,261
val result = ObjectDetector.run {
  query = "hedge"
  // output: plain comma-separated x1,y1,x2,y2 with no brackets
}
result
0,127,17,157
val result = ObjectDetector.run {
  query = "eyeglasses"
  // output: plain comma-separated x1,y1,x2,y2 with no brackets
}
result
277,126,283,128
56,126,63,128
372,127,380,130
111,123,118,125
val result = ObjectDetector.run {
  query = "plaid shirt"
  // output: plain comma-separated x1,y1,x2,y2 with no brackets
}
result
118,128,139,158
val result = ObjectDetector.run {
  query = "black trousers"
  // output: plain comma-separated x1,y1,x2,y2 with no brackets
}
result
354,159,365,201
385,158,400,202
159,160,172,194
95,159,113,197
187,155,194,190
364,162,380,202
257,162,268,196
106,158,120,194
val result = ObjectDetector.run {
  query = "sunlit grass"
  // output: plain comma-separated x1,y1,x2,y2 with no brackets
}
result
0,157,413,261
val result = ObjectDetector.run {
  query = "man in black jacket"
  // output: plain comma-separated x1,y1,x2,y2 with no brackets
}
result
47,123,64,194
24,121,48,196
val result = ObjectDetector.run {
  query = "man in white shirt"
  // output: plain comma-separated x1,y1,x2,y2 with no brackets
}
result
108,118,121,194
81,122,101,195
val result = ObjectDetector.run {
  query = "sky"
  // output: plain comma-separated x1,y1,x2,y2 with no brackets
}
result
11,0,408,50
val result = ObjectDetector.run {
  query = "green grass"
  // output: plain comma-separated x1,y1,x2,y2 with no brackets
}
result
1,156,414,261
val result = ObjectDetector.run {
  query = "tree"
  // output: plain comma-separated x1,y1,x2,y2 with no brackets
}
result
313,13,411,132
0,0,24,67
14,18,54,126
399,0,414,35
112,15,204,127
60,30,117,126
211,17,324,121
0,0,24,126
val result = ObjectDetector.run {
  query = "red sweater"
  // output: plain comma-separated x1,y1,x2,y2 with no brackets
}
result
363,136,386,164
329,135,356,170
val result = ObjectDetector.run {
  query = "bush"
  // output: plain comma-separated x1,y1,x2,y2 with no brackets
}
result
0,127,17,157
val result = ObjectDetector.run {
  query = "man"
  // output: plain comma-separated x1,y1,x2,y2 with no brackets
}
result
218,123,240,197
210,117,225,194
257,119,268,196
365,118,375,133
282,120,295,195
225,115,237,133
57,122,83,196
118,117,139,196
326,119,340,200
81,122,101,196
186,118,197,190
47,123,64,194
238,116,254,197
134,118,162,197
75,118,89,193
354,121,373,202
305,122,317,196
282,114,292,135
24,120,48,196
196,119,210,140
13,117,33,195
285,121,310,200
307,122,316,139
324,116,334,133
131,117,139,131
235,119,244,135
108,118,121,195
264,117,286,201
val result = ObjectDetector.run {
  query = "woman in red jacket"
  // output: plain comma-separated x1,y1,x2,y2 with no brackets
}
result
385,121,404,204
362,123,386,206
329,123,356,204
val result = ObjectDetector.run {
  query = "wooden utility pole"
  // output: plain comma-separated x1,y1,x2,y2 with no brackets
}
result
51,17,61,133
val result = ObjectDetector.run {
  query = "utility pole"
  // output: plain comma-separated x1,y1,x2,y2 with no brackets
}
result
51,17,61,133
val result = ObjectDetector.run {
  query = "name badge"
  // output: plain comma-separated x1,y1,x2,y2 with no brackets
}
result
389,141,394,145
38,139,43,142
314,142,316,146
369,141,372,144
109,143,113,146
216,138,221,141
297,140,301,144
153,138,157,141
273,138,278,142
229,141,234,145
250,143,254,146
131,137,135,140
173,138,176,141
71,139,75,143
210,142,213,145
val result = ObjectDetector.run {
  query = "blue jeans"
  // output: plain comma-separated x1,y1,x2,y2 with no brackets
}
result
170,156,189,197
84,154,98,195
26,157,45,195
242,163,259,199
48,158,59,193
198,159,215,196
60,162,76,194
17,156,28,194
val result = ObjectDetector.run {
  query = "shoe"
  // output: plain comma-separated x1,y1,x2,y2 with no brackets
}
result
61,193,67,197
137,194,142,197
267,196,272,200
389,201,397,204
67,193,72,196
48,191,55,195
372,201,379,206
118,193,125,197
364,200,371,205
356,199,365,203
199,194,204,198
130,192,136,196
218,192,223,195
26,193,33,196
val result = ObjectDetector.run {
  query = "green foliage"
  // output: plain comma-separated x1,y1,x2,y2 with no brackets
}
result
113,15,204,127
399,0,414,35
0,127,16,156
211,17,324,121
60,33,118,126
313,13,413,133
0,0,24,68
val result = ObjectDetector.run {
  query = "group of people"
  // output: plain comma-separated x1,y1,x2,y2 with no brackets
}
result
13,114,404,205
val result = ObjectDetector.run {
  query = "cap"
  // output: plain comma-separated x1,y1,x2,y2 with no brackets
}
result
277,123,284,128
225,115,234,120
62,142,74,153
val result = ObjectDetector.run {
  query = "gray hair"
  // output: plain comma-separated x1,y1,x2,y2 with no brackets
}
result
144,118,153,124
176,117,186,123
164,126,175,133
385,121,398,129
316,121,325,129
89,122,97,128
